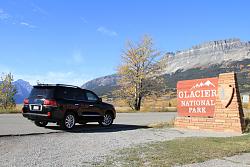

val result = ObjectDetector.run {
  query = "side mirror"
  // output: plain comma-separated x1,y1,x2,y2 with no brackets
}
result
98,98,102,102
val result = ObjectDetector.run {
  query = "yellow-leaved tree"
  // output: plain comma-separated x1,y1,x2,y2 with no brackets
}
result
0,73,17,109
117,35,167,111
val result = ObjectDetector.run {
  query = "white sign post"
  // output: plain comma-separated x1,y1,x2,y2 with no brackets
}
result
242,95,249,104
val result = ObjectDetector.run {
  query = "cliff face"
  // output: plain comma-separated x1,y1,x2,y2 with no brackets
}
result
166,39,250,73
82,38,250,96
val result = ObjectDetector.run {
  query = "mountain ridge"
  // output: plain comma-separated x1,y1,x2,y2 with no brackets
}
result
13,79,33,104
82,38,250,96
165,38,250,73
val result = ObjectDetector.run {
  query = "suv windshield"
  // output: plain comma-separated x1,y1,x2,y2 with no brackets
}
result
29,87,55,98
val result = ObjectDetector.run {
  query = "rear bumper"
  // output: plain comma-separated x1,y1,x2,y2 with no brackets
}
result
22,113,57,122
22,104,64,122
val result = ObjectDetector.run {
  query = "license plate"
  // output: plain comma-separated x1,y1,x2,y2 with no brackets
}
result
33,106,39,110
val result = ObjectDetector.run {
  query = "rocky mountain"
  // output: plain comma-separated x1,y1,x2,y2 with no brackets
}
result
164,59,250,93
13,79,33,104
81,74,120,96
165,38,250,73
82,39,250,96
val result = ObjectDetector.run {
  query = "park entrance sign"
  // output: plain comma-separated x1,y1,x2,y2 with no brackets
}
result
175,72,245,133
177,77,218,117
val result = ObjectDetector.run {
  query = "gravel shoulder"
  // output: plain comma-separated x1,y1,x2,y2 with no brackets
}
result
0,112,246,167
0,127,241,167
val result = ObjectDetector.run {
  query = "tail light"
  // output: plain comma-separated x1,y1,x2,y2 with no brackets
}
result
44,99,57,106
23,98,29,105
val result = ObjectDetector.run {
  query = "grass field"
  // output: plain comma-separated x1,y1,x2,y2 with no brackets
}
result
115,106,177,113
108,96,178,113
100,134,250,167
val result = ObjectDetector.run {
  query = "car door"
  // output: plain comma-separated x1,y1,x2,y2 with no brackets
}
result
80,90,102,117
73,89,89,117
57,87,80,114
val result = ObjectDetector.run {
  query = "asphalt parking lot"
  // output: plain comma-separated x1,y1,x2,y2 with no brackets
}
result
0,112,176,136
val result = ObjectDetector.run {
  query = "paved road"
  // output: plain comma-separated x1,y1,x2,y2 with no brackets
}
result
2,110,249,136
0,112,177,136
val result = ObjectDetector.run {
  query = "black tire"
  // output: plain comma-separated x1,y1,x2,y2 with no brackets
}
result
99,112,113,127
60,112,76,129
34,121,48,127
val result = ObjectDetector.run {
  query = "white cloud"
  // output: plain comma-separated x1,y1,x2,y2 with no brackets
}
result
80,17,88,24
0,8,10,20
31,3,48,16
0,8,37,28
15,71,90,86
97,26,118,37
20,22,36,28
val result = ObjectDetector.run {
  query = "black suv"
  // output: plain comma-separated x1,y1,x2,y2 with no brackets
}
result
22,84,116,129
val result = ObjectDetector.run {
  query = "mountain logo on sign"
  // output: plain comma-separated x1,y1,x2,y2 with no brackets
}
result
191,80,215,90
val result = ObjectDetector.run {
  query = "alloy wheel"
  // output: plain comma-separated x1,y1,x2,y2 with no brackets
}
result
101,114,113,126
65,114,75,129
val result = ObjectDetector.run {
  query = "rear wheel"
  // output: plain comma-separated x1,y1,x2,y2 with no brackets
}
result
61,112,76,129
34,121,48,127
99,112,113,127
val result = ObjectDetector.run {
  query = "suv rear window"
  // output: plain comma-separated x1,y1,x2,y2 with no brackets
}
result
29,87,55,98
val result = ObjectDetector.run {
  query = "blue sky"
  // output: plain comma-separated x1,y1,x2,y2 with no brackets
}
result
0,0,249,86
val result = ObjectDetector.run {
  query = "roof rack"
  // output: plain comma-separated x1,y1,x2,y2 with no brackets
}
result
36,84,81,89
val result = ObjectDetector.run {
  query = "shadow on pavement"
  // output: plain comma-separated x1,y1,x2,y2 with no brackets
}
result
0,124,150,138
45,124,150,133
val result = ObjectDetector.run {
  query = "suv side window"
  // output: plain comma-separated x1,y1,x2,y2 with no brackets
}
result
63,88,75,100
75,90,86,101
55,87,68,99
85,91,98,102
56,87,79,100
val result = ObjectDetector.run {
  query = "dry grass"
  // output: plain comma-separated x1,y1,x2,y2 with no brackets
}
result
113,97,177,113
244,111,250,132
115,106,177,113
100,134,250,167
245,111,250,118
148,119,175,128
115,106,135,113
243,101,250,109
141,106,177,112
0,105,22,114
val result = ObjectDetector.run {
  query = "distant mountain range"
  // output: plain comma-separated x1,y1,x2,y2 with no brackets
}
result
82,39,250,96
165,38,250,73
13,79,33,104
81,74,120,96
11,38,250,103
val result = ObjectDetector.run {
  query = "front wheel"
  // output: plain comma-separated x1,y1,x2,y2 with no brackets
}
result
61,112,76,129
99,113,113,127
34,121,48,127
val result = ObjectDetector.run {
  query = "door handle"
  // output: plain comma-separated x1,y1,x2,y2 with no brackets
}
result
75,104,79,106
